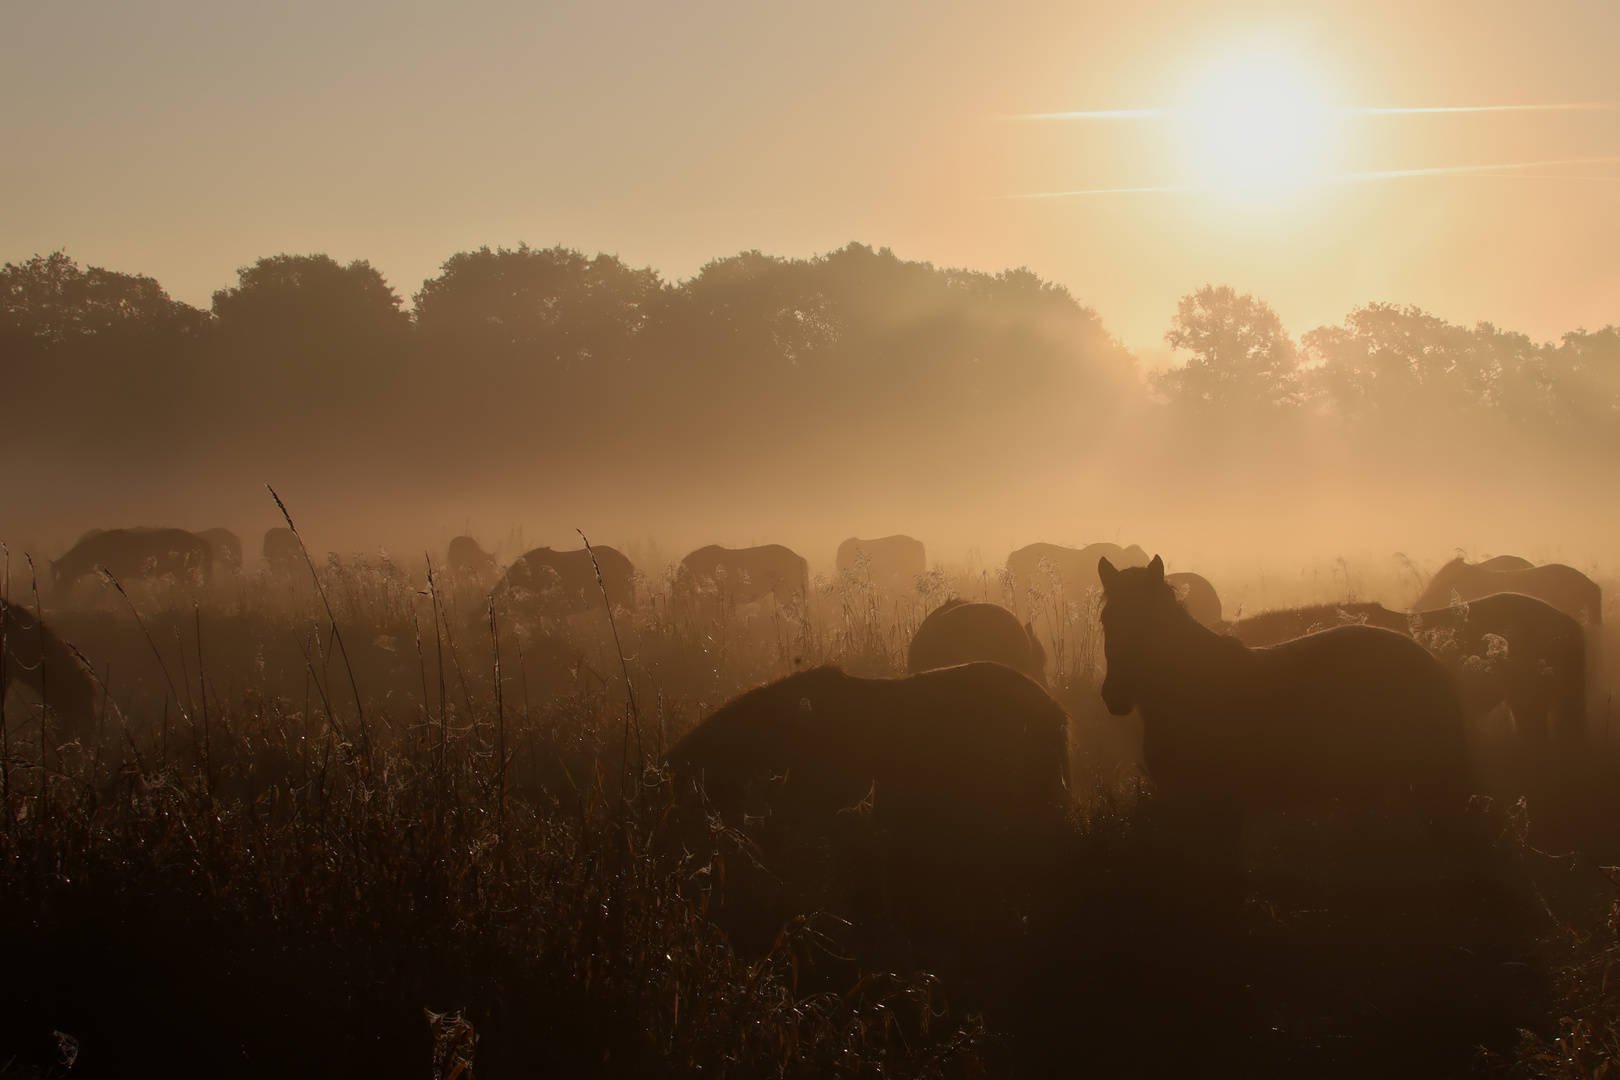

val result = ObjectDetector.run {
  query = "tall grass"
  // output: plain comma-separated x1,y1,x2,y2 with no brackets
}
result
7,545,1620,1077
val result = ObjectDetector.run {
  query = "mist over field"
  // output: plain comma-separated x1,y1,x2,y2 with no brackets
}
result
4,244,1617,593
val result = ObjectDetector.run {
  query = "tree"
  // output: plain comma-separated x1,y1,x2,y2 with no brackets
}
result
0,251,206,347
1302,303,1559,428
1155,285,1299,412
412,244,660,367
211,254,407,343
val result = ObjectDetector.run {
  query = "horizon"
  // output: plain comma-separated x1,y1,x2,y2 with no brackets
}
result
5,1,1617,360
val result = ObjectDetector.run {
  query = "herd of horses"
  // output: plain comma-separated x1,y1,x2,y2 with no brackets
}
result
1,524,1607,868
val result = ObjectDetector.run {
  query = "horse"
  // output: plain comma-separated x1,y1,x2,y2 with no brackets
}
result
907,599,1047,684
262,527,302,573
446,536,497,584
1165,571,1222,627
835,535,926,592
678,544,808,608
667,662,1069,846
667,662,1069,953
1407,593,1586,740
1416,557,1601,625
197,528,243,570
2,600,100,744
1006,542,1149,611
491,545,637,621
1476,555,1534,572
1232,596,1587,739
52,528,213,596
1227,602,1410,646
1098,556,1470,849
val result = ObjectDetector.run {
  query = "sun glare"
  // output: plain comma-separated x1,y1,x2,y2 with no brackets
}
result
1181,52,1333,194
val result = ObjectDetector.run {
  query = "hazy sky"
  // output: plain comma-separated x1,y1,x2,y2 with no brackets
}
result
4,0,1617,358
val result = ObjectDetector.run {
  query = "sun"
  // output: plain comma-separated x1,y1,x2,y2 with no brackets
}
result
1180,52,1333,193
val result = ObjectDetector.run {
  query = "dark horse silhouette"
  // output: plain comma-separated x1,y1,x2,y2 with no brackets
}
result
491,545,637,621
1099,556,1469,846
1408,593,1587,740
1232,597,1587,740
678,544,808,608
1417,557,1601,625
52,528,213,596
262,527,302,573
1227,602,1410,645
667,663,1069,948
667,662,1069,845
1476,555,1533,572
835,535,926,591
446,536,498,584
907,599,1046,684
2,600,100,743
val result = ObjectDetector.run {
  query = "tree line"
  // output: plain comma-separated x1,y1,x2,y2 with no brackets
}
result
1156,285,1620,449
0,245,1138,480
2,244,1616,488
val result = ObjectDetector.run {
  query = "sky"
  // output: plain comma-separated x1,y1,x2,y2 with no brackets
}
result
3,0,1618,360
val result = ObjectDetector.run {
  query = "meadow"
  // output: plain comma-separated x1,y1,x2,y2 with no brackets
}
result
4,530,1620,1079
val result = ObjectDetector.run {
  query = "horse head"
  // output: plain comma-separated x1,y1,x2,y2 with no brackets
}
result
1097,554,1176,716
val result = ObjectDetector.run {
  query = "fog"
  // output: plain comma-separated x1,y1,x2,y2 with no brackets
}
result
2,244,1616,610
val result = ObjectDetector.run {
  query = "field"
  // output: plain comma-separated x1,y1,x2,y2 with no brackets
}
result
4,536,1620,1079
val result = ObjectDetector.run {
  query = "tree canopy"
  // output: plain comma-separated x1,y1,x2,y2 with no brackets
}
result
1155,285,1300,413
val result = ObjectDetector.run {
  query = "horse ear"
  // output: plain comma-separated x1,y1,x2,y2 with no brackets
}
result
1148,555,1164,582
1098,557,1119,591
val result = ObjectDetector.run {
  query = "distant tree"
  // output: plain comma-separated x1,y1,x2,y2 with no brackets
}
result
211,254,408,344
1155,286,1299,413
1547,325,1620,433
0,252,211,457
1303,303,1560,428
412,244,660,367
647,242,1134,428
0,251,206,347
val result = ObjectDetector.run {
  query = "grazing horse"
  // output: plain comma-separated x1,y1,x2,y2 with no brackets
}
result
1416,557,1602,625
52,528,213,596
1165,572,1222,628
835,535,926,592
1099,556,1469,845
1006,542,1149,611
197,528,243,569
1233,597,1587,739
446,536,497,584
906,599,1047,684
491,545,637,620
678,544,808,607
1408,593,1586,740
263,527,302,573
667,663,1069,845
2,600,100,744
1228,602,1410,646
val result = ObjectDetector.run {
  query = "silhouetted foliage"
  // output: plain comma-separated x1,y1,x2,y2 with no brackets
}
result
6,245,1620,506
1154,285,1299,413
0,251,207,347
211,253,408,343
414,244,660,366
